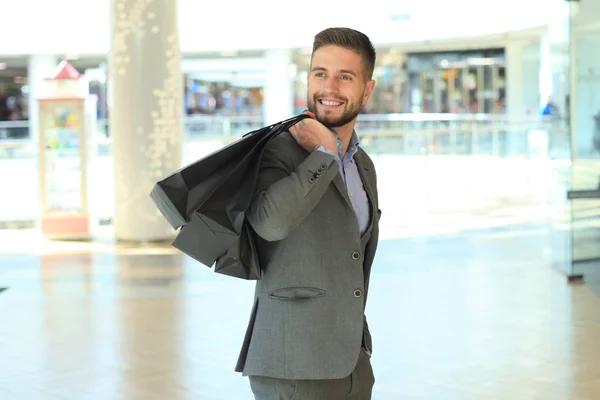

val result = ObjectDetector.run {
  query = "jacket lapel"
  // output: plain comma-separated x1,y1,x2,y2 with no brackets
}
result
353,150,376,231
332,173,352,209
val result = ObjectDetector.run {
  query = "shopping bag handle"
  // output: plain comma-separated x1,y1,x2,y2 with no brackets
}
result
243,113,311,138
278,113,311,129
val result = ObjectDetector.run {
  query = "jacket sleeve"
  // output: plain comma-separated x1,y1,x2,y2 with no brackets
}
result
246,138,338,242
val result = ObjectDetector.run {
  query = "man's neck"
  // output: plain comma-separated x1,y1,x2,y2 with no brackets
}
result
331,122,356,158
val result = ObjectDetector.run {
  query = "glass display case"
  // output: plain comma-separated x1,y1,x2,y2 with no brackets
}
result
37,61,98,239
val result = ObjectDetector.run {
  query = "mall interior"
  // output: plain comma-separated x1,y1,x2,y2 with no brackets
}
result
1,0,600,398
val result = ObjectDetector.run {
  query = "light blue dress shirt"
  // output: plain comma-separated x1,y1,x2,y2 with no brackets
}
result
317,131,370,236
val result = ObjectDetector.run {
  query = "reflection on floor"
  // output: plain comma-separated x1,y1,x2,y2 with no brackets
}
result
1,224,600,399
574,260,600,296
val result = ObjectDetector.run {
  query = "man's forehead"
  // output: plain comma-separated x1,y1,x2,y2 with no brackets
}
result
312,45,361,58
311,48,364,71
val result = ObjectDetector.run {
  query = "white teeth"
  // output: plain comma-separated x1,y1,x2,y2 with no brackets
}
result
321,100,342,106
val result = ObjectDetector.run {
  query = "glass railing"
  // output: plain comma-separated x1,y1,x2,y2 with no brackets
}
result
0,113,574,227
0,113,569,157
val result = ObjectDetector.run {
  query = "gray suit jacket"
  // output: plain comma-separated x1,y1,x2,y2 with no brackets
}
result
235,131,381,380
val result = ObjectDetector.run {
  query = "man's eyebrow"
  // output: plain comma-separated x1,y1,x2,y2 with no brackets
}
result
311,66,357,77
339,69,357,77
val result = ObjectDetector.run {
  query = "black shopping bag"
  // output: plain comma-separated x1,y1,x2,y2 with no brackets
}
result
173,217,260,280
150,114,309,278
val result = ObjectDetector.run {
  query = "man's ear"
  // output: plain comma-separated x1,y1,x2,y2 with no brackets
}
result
362,80,376,105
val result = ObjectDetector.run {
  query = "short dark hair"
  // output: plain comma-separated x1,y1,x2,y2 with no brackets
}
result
311,27,376,81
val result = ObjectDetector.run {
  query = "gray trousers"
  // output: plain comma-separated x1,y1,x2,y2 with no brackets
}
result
248,349,375,400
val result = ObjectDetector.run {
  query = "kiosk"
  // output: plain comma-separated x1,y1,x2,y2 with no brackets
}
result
37,61,98,239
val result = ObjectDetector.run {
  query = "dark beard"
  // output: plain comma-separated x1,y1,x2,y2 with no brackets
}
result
307,96,362,128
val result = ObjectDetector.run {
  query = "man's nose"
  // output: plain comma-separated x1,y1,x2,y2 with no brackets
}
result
323,76,339,92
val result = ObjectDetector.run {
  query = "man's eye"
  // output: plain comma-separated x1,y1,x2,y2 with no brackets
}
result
341,75,352,80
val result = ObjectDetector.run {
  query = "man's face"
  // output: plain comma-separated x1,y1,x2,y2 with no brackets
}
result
307,45,375,128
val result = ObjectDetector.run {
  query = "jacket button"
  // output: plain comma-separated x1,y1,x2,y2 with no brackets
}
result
309,176,316,183
352,251,360,260
354,289,363,298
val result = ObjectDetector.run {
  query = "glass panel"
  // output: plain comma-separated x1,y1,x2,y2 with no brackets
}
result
448,69,461,113
569,0,600,290
546,2,574,277
466,68,478,113
483,65,494,113
439,69,449,113
421,70,435,113
497,66,506,114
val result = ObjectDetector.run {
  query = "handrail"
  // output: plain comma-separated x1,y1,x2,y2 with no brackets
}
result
0,114,568,151
358,113,526,122
0,120,30,128
0,138,30,148
0,113,563,128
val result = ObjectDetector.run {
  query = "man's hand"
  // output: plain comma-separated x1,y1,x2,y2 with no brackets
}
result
289,111,337,154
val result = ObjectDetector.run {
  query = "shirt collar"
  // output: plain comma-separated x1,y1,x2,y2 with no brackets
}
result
330,129,360,159
347,130,360,158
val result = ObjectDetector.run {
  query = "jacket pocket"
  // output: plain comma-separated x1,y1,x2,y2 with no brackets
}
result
268,287,326,301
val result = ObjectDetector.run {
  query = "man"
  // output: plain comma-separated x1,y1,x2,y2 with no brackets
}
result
236,27,381,399
541,96,559,117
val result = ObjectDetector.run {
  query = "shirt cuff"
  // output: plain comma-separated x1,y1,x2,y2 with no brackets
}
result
315,145,337,158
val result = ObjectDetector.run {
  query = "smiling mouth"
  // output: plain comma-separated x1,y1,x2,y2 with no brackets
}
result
318,99,344,107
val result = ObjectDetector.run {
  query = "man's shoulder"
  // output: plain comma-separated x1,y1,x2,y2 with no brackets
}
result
265,131,305,155
267,130,295,146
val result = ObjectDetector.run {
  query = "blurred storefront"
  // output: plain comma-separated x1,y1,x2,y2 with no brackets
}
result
184,79,263,117
404,49,506,114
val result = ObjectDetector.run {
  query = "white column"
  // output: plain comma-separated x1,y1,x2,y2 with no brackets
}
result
28,55,58,145
505,41,541,116
263,49,294,125
505,41,526,117
109,0,184,241
539,34,554,108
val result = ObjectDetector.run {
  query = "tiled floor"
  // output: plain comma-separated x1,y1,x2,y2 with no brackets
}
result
0,155,598,399
1,222,600,400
